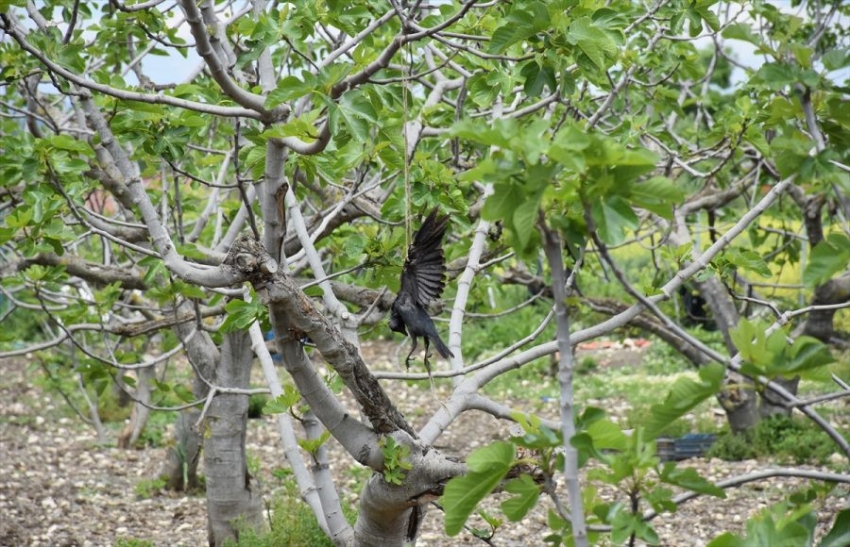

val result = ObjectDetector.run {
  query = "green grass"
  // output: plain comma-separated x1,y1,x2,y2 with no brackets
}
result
115,539,153,547
474,324,728,435
133,410,177,448
460,296,556,363
708,414,848,465
225,472,358,547
134,477,167,499
471,316,746,438
248,393,268,419
96,388,134,423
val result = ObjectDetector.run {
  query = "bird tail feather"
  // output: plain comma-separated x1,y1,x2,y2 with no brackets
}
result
431,335,454,360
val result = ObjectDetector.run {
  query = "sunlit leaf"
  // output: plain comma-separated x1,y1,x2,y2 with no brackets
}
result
443,441,514,536
803,234,850,287
500,474,540,521
659,463,725,498
644,363,725,439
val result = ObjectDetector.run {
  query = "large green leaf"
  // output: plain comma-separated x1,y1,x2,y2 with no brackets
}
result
776,336,835,377
729,319,764,366
49,134,93,155
443,441,515,536
266,75,317,108
721,23,763,47
521,60,557,98
659,463,725,498
567,16,618,69
488,2,549,54
750,62,799,91
722,248,772,278
707,532,745,546
329,90,379,142
644,363,725,439
452,118,517,149
263,385,301,414
219,298,267,333
629,176,685,218
489,12,538,54
585,417,629,452
512,196,540,251
803,234,850,287
482,183,523,222
708,515,812,547
732,320,835,379
820,508,850,547
593,195,639,246
822,49,850,72
500,474,540,521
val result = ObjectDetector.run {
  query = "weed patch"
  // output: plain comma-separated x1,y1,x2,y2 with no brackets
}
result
708,415,845,465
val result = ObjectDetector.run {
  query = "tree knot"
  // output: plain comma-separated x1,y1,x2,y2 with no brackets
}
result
223,234,278,283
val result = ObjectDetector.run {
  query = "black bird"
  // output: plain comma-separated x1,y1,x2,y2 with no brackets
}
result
389,208,454,372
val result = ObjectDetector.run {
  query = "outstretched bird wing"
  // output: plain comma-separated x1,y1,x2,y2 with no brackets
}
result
399,208,450,308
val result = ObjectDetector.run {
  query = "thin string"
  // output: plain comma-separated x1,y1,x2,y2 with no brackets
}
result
402,40,412,256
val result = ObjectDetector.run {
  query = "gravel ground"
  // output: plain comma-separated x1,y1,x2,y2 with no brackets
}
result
1,342,848,546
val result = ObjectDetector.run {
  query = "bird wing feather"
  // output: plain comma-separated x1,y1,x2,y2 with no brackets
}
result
400,208,450,308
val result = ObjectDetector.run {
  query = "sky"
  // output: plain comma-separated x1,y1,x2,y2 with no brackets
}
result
9,1,848,97
135,0,848,88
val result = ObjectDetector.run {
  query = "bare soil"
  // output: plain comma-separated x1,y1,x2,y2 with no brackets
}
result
1,341,847,546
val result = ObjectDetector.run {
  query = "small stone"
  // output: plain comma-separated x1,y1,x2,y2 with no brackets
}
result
828,453,845,466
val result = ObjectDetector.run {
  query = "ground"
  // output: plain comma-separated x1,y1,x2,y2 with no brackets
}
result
1,341,847,546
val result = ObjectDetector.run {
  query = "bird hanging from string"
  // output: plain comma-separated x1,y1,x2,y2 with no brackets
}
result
388,207,454,374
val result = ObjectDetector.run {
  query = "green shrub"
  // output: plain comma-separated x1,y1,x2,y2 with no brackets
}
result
134,410,176,448
576,356,599,376
706,430,758,461
134,477,167,499
248,393,268,419
461,297,555,361
115,539,153,547
225,474,357,546
95,388,133,423
708,415,842,464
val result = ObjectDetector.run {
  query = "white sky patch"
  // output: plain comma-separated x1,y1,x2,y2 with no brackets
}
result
9,1,848,91
710,0,850,85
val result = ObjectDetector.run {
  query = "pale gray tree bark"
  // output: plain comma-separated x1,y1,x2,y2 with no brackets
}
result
159,312,218,493
204,330,265,545
541,222,588,547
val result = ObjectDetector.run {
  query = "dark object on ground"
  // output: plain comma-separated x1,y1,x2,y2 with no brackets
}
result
389,208,454,373
657,433,717,461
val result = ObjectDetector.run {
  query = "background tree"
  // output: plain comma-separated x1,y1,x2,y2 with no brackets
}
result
0,0,848,545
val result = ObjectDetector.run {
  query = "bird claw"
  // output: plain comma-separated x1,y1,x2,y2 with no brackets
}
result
423,351,433,375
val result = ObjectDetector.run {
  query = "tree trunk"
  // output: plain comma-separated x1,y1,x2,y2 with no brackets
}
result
693,277,774,428
118,363,154,448
717,372,761,433
161,410,203,491
759,377,801,419
160,314,219,491
353,476,419,547
695,277,739,354
351,433,465,547
586,296,762,432
205,330,265,546
798,273,850,343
